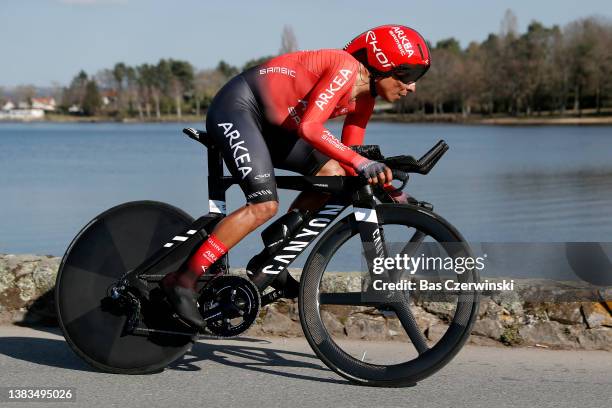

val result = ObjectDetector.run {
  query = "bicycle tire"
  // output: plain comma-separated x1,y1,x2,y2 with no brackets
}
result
299,203,480,386
55,200,196,374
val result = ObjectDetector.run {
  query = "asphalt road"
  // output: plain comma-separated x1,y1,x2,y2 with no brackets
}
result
0,325,610,408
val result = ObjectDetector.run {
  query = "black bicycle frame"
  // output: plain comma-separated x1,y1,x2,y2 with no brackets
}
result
121,131,391,302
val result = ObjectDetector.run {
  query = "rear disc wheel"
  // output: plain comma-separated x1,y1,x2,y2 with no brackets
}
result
55,201,196,374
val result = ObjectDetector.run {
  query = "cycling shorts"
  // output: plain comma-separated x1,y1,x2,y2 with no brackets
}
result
206,75,330,204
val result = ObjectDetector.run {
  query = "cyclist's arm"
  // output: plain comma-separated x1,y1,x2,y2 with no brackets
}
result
339,96,375,175
297,57,364,169
341,95,375,146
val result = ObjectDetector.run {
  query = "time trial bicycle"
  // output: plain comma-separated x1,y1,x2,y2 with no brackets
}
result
55,127,480,387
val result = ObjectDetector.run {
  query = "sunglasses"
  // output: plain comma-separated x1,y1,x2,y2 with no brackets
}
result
390,64,430,84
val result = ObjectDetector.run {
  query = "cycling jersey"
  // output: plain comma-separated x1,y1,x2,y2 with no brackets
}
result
206,49,375,203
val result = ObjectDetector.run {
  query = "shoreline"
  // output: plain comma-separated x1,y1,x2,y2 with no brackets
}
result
2,254,611,350
3,113,612,126
374,112,612,126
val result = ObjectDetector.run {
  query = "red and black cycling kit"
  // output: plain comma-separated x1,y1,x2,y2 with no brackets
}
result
206,49,375,203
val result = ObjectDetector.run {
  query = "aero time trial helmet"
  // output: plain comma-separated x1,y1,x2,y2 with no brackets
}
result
344,25,431,84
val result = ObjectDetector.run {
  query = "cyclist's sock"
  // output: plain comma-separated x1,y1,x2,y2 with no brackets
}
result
166,234,228,290
188,233,227,274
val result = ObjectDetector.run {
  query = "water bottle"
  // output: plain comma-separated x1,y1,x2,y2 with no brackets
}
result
246,209,308,275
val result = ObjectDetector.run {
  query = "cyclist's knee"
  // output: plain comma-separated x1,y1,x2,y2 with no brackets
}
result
316,160,346,176
247,200,279,225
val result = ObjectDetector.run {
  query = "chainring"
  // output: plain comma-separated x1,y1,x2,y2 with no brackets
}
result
198,275,261,338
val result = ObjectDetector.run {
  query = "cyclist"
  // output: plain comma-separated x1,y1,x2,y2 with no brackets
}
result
161,24,431,327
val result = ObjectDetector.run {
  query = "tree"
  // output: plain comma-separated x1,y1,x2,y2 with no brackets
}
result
149,61,166,118
62,70,89,111
563,17,608,115
194,69,226,114
457,42,485,116
435,38,462,54
124,66,141,118
136,64,155,118
242,55,275,71
14,85,37,106
216,60,239,78
112,62,128,114
168,59,194,118
279,25,298,54
500,9,518,39
82,80,101,116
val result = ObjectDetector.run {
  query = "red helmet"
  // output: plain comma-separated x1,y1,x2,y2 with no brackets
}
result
344,25,431,83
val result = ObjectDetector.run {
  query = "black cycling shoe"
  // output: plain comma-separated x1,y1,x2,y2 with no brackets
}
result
160,278,206,329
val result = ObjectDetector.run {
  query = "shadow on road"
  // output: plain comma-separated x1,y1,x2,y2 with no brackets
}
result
170,341,348,385
0,336,95,372
0,329,347,384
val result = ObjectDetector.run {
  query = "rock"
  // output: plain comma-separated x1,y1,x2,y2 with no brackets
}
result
1,254,611,350
425,323,448,343
420,301,455,321
472,318,504,340
491,290,523,316
581,303,612,328
319,272,363,293
468,335,504,347
16,277,37,302
345,313,388,340
386,318,410,340
478,299,492,318
481,298,504,317
321,310,344,335
575,327,612,351
260,305,302,336
518,321,576,349
0,255,59,315
544,302,584,325
0,268,16,294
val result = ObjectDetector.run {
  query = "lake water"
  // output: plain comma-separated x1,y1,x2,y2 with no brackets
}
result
1,122,611,270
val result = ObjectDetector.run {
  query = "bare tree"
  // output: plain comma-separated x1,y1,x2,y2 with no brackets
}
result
50,81,64,106
125,67,142,119
279,25,298,54
563,17,608,115
14,85,37,105
194,68,226,114
500,9,518,39
458,42,485,116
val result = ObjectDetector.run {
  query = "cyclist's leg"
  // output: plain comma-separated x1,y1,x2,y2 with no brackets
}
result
185,106,279,277
288,158,345,212
162,77,279,327
269,134,345,212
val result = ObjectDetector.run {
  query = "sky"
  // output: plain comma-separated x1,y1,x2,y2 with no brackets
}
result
1,0,611,87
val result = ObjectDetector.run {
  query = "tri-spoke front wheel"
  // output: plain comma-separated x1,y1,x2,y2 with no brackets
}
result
298,204,480,386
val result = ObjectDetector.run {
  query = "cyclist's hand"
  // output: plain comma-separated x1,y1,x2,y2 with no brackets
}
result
355,159,393,185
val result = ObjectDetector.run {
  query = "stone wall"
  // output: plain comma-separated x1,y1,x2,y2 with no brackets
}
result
0,254,59,324
1,254,611,350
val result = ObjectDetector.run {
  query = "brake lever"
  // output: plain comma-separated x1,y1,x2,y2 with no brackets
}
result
391,170,410,190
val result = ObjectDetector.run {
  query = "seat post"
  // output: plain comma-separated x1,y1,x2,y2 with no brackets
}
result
207,144,227,214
